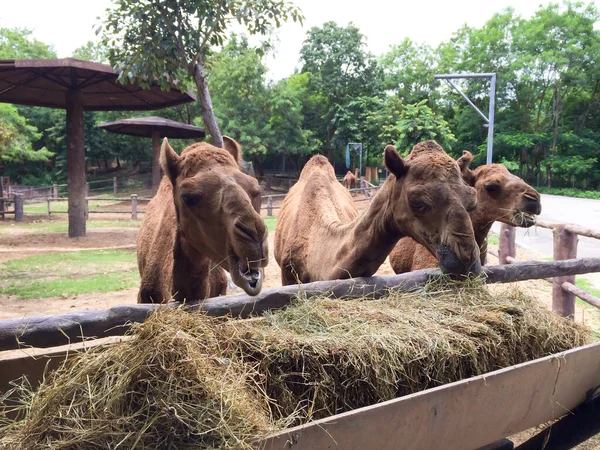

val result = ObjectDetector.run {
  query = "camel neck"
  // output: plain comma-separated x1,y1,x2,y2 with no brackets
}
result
327,179,403,279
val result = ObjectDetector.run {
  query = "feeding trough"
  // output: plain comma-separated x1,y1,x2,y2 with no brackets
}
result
98,116,206,191
0,58,196,237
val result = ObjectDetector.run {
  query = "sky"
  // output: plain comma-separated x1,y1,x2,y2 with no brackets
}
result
2,0,600,80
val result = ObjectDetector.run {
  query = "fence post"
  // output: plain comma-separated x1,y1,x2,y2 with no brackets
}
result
14,194,24,222
267,196,273,217
85,198,89,220
113,177,117,195
53,184,58,198
131,194,138,220
47,197,51,219
552,225,578,319
266,176,272,191
498,223,516,265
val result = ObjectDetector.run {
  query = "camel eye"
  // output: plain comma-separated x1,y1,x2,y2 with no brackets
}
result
181,192,203,207
484,182,502,194
409,199,431,214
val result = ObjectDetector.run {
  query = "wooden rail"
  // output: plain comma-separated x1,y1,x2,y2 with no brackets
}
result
498,220,600,319
1,257,600,352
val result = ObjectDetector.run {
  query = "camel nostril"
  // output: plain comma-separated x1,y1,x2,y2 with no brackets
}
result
235,223,257,241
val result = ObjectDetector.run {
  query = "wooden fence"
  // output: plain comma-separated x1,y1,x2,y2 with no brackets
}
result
495,221,600,319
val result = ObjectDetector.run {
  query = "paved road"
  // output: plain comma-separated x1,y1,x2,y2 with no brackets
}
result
491,194,600,258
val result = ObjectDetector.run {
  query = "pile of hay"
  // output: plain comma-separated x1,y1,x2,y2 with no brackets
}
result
0,285,591,449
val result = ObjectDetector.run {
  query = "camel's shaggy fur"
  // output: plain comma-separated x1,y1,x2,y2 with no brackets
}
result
136,137,268,303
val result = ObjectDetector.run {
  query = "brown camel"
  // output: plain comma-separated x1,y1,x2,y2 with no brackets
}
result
274,141,481,284
136,137,268,303
342,170,357,190
389,151,542,273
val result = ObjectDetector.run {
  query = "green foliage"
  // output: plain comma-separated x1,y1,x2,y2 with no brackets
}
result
0,27,56,59
0,104,53,164
0,249,139,298
299,22,383,159
535,187,600,199
393,100,457,153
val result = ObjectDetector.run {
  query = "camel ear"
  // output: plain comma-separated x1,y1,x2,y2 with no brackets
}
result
457,150,476,185
222,136,241,163
384,145,408,179
160,137,180,184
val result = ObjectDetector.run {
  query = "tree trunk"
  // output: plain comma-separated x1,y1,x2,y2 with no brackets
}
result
191,58,222,148
326,125,334,161
116,155,121,169
66,89,86,238
151,131,161,192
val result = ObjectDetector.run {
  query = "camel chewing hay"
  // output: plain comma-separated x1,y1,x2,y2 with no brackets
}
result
0,285,591,449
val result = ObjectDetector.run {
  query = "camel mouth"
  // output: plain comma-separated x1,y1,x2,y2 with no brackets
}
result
436,245,482,277
228,255,264,296
510,210,538,228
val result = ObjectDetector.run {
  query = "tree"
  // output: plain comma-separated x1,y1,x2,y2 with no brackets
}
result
393,100,456,154
299,22,383,160
101,0,302,147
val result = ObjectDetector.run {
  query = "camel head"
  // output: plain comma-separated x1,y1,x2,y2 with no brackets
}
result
385,141,481,276
160,136,268,296
457,151,542,228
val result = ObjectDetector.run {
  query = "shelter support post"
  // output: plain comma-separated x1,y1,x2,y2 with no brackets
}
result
498,224,516,265
553,226,578,319
151,131,161,192
66,89,86,237
14,194,23,222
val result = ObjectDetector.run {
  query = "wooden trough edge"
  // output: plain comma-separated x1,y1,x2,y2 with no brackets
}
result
1,257,600,352
257,342,600,450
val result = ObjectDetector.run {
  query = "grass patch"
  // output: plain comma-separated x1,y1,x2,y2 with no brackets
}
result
263,215,277,233
488,232,499,245
0,249,139,298
536,186,600,200
0,220,140,235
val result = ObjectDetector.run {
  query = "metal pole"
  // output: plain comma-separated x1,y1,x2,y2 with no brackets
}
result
487,74,497,165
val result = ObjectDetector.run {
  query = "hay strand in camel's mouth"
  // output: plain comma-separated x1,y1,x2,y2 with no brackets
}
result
0,285,591,449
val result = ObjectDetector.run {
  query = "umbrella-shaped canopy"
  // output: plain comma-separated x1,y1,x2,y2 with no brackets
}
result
0,58,196,237
98,116,206,190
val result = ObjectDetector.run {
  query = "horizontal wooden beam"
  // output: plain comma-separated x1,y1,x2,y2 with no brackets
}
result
536,219,600,240
1,258,600,352
562,281,600,310
258,342,600,450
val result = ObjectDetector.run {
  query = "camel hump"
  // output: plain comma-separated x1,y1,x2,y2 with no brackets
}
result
299,155,336,181
412,140,444,153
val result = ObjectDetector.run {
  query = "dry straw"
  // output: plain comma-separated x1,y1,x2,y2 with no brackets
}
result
0,283,591,449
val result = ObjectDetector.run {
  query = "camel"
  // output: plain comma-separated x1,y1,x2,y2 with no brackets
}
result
389,151,542,273
136,137,268,303
342,170,357,190
274,141,482,284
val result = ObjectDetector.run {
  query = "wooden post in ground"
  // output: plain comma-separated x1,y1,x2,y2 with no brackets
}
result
0,176,4,220
52,184,58,198
265,176,272,191
113,177,117,195
552,225,578,319
14,194,23,222
151,131,161,193
66,89,86,237
131,194,138,220
267,196,273,217
498,224,516,265
47,198,51,219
